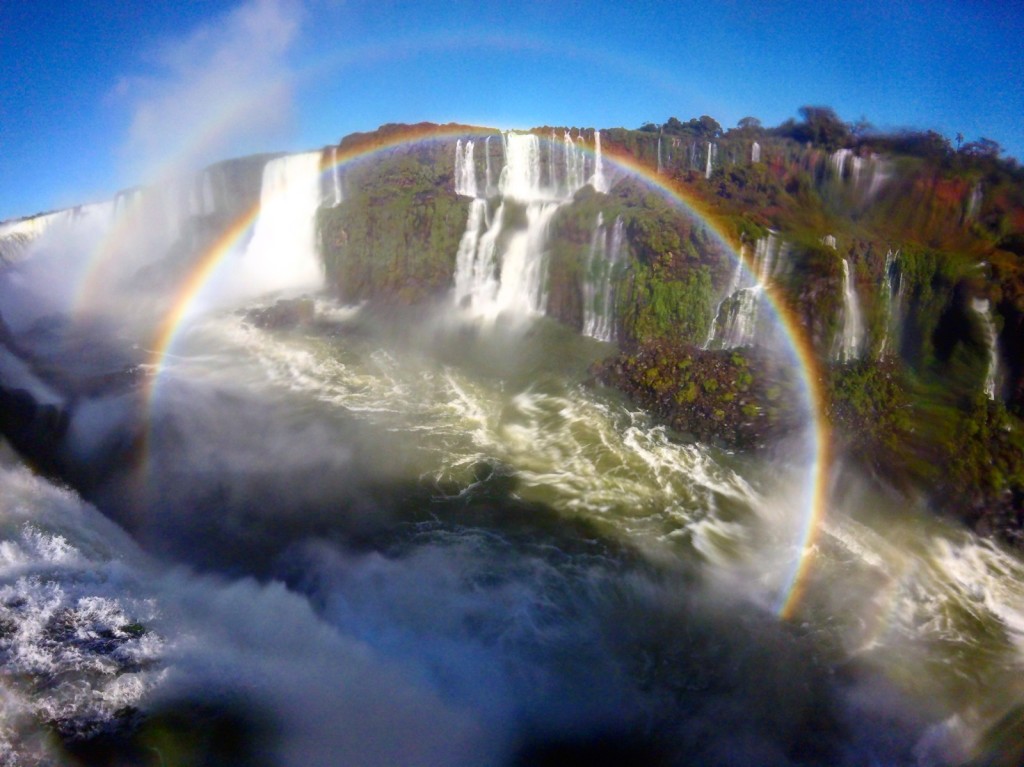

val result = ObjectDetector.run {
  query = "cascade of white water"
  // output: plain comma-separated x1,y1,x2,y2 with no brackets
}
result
865,154,891,198
705,233,786,349
704,246,746,348
231,152,323,299
454,131,604,322
503,134,546,201
582,214,625,341
454,140,478,198
753,232,784,284
851,156,865,188
834,259,864,362
821,234,837,249
0,210,66,250
705,142,716,179
657,134,663,174
0,204,113,266
971,297,999,399
879,249,902,357
831,148,852,178
455,202,505,312
751,141,761,163
453,200,488,308
544,131,556,192
484,136,494,197
592,130,607,193
330,146,343,206
492,202,561,316
966,183,983,220
563,131,585,196
716,287,763,349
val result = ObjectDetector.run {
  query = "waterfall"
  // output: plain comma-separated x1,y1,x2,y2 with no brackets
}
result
705,142,716,179
971,297,999,399
834,258,864,362
753,232,784,284
850,156,864,187
879,249,901,357
712,286,763,349
454,131,602,322
751,141,761,163
492,203,560,315
0,210,68,258
484,136,494,197
866,154,892,198
582,214,625,341
229,152,323,300
831,148,852,178
657,134,663,174
831,150,891,203
563,131,586,196
966,183,983,221
453,200,488,308
330,146,343,206
705,233,786,349
592,130,607,193
821,234,837,249
454,140,478,198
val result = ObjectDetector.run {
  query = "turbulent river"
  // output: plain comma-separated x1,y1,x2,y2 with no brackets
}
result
2,298,1024,766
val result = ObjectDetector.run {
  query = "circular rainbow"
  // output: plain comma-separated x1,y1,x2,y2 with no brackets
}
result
135,124,830,619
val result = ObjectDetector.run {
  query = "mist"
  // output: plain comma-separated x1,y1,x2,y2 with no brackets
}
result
114,0,303,188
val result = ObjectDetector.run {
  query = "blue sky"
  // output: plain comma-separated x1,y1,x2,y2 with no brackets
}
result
2,0,1022,221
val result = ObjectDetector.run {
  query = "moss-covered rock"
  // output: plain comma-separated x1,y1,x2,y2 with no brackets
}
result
319,148,471,304
593,340,801,449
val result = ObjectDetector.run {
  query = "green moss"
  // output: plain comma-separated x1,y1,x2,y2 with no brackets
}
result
318,146,471,304
625,261,714,343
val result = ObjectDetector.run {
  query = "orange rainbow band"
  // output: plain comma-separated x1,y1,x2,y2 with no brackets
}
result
144,126,832,619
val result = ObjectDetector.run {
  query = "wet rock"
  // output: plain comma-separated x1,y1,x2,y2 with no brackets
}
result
244,297,316,330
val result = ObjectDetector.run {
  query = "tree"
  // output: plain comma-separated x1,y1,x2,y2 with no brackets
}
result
737,116,762,132
850,117,873,137
662,115,723,139
796,106,850,150
956,132,964,151
663,116,687,135
697,115,723,138
962,137,1002,159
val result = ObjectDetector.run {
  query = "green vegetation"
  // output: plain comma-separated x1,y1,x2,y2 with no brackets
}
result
594,340,800,448
318,147,471,304
625,260,712,343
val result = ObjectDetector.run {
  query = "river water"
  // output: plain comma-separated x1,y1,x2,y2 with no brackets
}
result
3,295,1023,766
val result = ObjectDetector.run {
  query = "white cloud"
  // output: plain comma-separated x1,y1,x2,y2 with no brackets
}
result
116,0,304,184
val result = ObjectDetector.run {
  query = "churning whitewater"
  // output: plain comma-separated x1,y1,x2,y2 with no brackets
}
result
0,133,1023,766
